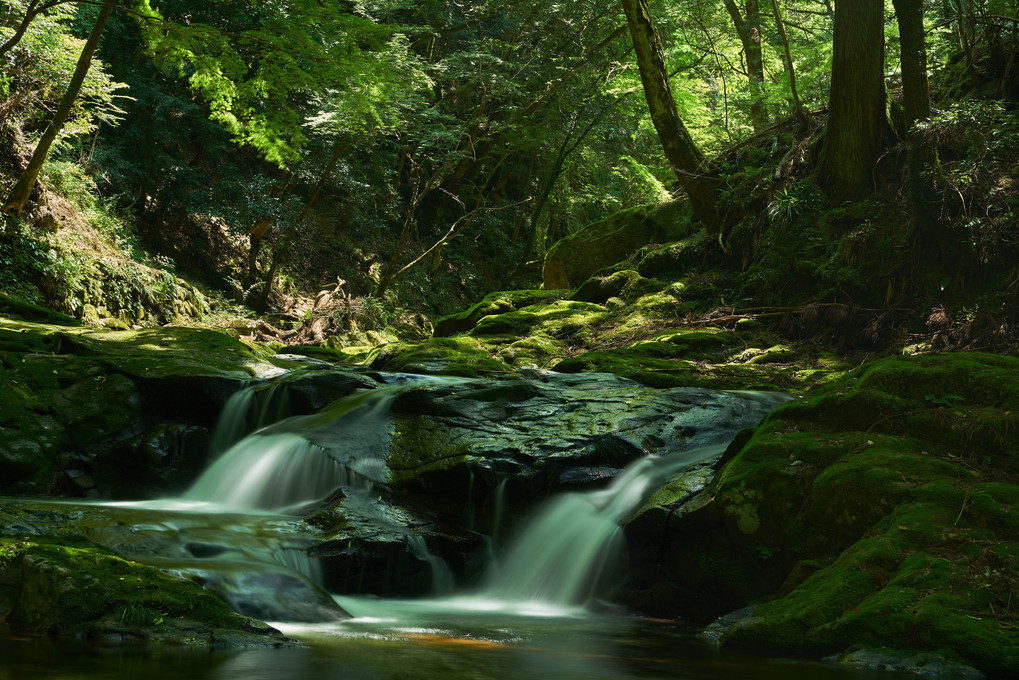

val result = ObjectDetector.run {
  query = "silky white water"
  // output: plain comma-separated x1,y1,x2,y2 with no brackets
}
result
483,444,727,605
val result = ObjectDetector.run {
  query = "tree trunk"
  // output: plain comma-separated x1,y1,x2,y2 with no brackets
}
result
3,3,113,216
816,0,889,201
621,0,720,230
723,0,768,131
770,0,808,128
893,0,946,242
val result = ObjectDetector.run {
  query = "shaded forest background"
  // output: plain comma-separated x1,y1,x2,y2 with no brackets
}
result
0,0,1017,353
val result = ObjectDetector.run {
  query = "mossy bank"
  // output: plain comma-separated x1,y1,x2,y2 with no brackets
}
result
625,353,1019,677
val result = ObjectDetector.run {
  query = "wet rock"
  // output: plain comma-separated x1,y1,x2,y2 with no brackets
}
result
382,373,787,540
0,536,282,643
700,605,758,644
195,567,348,623
0,317,289,496
837,648,985,678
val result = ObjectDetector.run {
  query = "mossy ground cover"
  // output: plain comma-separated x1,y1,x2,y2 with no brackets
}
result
696,353,1019,675
367,268,853,391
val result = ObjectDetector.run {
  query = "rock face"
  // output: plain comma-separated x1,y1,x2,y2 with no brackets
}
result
623,353,1019,677
384,372,786,527
542,201,693,289
0,318,372,498
216,370,787,595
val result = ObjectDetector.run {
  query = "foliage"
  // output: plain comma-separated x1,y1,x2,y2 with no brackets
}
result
0,2,126,138
918,101,1019,262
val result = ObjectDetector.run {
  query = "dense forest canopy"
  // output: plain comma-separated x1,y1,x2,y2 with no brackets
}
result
0,0,1016,336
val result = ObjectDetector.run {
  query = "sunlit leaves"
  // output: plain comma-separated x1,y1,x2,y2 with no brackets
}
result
0,2,126,140
131,0,407,164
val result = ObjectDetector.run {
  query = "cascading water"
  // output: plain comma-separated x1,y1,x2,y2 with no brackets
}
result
483,443,728,605
3,368,926,679
207,381,291,457
185,432,361,511
186,376,440,512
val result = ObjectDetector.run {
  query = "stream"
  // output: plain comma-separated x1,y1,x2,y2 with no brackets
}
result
0,368,923,679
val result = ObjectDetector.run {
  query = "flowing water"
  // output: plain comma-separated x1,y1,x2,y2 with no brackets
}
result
0,371,923,679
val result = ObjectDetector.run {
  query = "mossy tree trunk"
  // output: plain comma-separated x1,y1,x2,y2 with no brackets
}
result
723,0,768,132
621,0,720,231
816,0,890,202
3,3,114,216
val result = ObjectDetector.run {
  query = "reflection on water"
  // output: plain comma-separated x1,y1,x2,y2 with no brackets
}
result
1,604,923,680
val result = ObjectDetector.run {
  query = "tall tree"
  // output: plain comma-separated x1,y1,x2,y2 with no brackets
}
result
722,0,768,131
816,0,890,201
621,0,720,229
3,2,114,216
893,0,944,237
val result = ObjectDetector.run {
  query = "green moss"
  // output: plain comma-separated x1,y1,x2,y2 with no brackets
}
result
636,231,719,278
0,318,272,379
695,353,1019,676
553,348,799,390
1,536,246,635
543,200,694,289
571,270,665,304
0,292,79,327
433,289,566,336
366,337,511,377
387,416,477,485
470,300,609,340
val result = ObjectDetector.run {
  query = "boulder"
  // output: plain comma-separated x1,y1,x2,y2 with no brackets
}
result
0,535,294,646
542,200,693,289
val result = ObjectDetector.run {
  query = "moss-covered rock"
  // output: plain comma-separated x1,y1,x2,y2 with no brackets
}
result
624,352,1019,677
636,231,721,278
470,300,609,341
542,200,693,289
570,270,664,304
433,289,566,337
0,292,79,326
0,317,282,495
365,336,510,377
0,536,291,646
554,328,846,391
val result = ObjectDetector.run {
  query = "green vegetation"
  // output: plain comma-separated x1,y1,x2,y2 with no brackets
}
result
0,0,1018,672
0,535,258,637
652,354,1019,675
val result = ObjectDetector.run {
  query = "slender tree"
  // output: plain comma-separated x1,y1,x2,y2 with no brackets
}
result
621,0,720,230
722,0,768,131
3,3,114,216
816,0,890,201
769,0,808,128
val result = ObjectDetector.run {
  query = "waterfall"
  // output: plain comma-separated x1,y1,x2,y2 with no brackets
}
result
183,374,786,609
187,374,468,514
407,535,455,594
484,444,727,605
184,432,363,511
185,388,397,512
208,382,291,458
